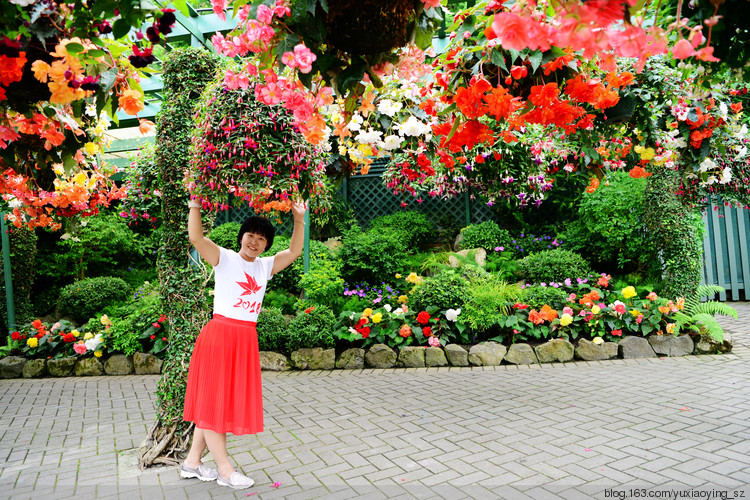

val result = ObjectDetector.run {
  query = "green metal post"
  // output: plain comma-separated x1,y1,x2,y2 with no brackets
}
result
464,190,471,227
303,208,310,273
1,214,16,333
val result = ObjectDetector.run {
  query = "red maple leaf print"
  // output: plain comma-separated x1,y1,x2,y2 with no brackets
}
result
237,272,262,296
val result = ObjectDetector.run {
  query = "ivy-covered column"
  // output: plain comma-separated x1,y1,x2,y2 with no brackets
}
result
643,165,704,300
138,47,218,468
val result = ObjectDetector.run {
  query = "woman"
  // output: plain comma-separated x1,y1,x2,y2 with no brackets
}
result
180,197,306,489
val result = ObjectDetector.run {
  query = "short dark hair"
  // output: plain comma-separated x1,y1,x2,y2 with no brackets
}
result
237,216,275,252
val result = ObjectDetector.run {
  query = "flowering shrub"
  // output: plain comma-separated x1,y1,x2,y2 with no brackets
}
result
0,1,173,228
9,319,103,359
119,143,161,229
505,276,687,343
187,64,332,216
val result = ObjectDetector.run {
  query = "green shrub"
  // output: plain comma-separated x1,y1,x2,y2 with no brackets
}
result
286,305,336,351
106,287,164,356
462,278,522,335
411,269,469,312
263,290,297,315
520,285,570,309
57,277,132,323
458,221,512,252
516,249,591,284
298,259,345,311
367,211,435,250
0,225,37,327
209,221,241,252
338,225,407,286
564,172,655,274
266,236,336,294
257,308,288,352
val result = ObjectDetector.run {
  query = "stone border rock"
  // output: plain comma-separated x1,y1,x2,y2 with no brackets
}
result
0,332,729,379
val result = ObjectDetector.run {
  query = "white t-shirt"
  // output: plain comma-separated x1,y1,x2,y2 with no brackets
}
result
213,247,275,322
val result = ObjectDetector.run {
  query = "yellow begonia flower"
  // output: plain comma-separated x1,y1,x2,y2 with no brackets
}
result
630,309,641,317
395,273,402,279
622,286,637,299
559,313,573,327
94,351,102,357
666,323,676,334
640,147,655,161
73,172,87,185
72,329,80,337
84,332,93,340
100,315,111,325
362,308,373,317
592,337,604,345
398,295,408,304
27,337,38,348
83,142,99,156
591,305,601,315
371,313,382,323
406,272,419,283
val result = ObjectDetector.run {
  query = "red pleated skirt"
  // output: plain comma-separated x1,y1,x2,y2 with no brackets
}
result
183,314,264,435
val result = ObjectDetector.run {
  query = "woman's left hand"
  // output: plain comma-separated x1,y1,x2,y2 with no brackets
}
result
291,200,307,221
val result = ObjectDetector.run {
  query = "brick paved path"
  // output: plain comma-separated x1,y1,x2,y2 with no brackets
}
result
1,304,749,500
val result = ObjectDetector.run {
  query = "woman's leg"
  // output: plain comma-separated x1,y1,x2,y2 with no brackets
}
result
202,428,235,478
184,427,207,467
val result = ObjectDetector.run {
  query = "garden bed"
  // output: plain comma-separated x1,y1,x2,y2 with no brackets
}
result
0,331,733,379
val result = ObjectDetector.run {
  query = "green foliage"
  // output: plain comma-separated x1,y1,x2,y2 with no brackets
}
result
458,221,512,252
462,277,522,335
564,172,656,274
673,285,737,341
208,221,241,252
257,308,288,352
286,306,336,351
106,285,167,356
338,225,407,286
367,211,435,250
298,260,345,311
516,249,592,284
643,165,704,298
0,225,37,329
266,236,336,294
119,142,162,230
520,285,570,309
152,47,220,438
263,290,298,316
57,277,131,324
411,269,469,312
484,250,519,282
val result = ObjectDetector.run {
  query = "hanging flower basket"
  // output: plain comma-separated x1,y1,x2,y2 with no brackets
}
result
325,0,419,55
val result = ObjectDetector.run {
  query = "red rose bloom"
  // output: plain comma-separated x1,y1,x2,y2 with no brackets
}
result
417,312,431,325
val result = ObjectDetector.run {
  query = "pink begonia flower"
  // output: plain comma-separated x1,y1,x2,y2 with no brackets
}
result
428,336,440,347
257,82,282,105
293,44,316,74
691,30,705,48
74,343,87,355
695,46,720,62
568,293,577,302
211,0,227,21
672,39,694,60
281,51,296,67
636,315,644,324
563,306,574,316
647,292,658,301
492,13,536,51
421,0,440,8
256,4,273,24
273,0,290,18
223,70,250,90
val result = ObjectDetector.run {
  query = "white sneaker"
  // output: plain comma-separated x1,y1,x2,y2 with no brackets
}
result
180,462,218,481
217,471,255,489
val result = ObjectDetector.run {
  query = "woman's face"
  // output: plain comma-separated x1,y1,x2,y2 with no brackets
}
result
238,231,267,262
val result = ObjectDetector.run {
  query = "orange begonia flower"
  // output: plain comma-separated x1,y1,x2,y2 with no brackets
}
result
118,89,144,115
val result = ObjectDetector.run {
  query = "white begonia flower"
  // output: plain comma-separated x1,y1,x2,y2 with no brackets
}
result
60,233,72,240
377,99,403,117
381,135,403,151
85,334,103,351
592,337,604,345
355,128,382,145
346,113,363,132
720,167,732,184
9,0,36,6
84,102,97,117
348,148,366,162
674,106,689,121
396,116,428,137
699,158,717,172
7,196,22,208
705,175,718,185
383,304,392,312
719,102,728,120
736,146,747,160
348,327,358,335
445,308,461,322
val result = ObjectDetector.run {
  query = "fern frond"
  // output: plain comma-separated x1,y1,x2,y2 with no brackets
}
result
692,301,738,319
692,313,725,342
685,285,725,313
673,311,693,332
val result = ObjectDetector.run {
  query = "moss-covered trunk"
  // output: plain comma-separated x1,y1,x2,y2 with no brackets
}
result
138,47,218,468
